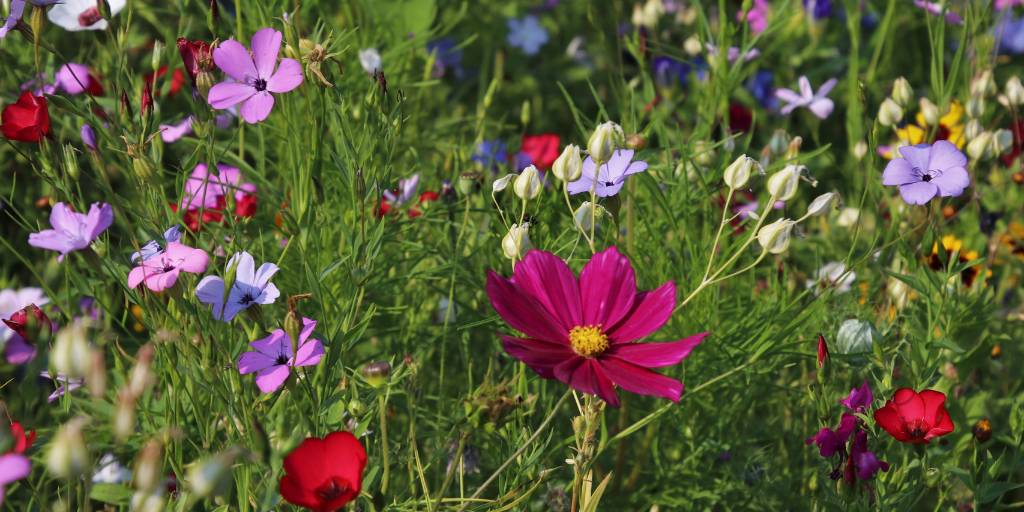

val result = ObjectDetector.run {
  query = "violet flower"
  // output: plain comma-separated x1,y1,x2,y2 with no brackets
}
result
28,202,113,261
54,63,99,95
1,0,61,39
195,251,280,322
913,0,963,25
882,141,969,205
567,149,648,197
839,380,874,412
473,140,508,172
131,225,182,263
128,242,209,292
40,371,84,402
207,28,304,124
383,174,420,206
705,43,760,63
737,0,769,34
181,163,255,211
776,76,837,119
80,124,97,150
237,317,324,393
506,15,549,55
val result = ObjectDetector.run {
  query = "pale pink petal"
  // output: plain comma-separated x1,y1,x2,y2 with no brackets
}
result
145,268,180,292
0,453,31,485
774,88,803,105
240,91,275,123
127,266,147,288
267,58,304,93
208,82,256,110
798,76,813,100
213,39,257,82
250,28,282,79
807,98,834,119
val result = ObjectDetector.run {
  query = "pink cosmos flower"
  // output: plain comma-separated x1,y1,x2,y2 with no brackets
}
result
237,317,324,393
127,242,209,292
28,202,113,261
0,453,31,505
207,28,304,124
486,246,708,407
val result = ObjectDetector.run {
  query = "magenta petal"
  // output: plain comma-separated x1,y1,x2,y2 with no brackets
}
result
511,250,582,332
606,282,676,343
486,271,568,343
293,339,324,367
565,359,619,407
254,364,290,393
267,58,304,93
127,266,147,288
0,454,31,486
213,39,258,82
238,351,275,374
240,91,275,124
250,28,282,79
208,82,256,110
146,268,180,292
898,181,938,205
598,358,683,402
502,336,575,379
607,332,707,368
579,247,636,328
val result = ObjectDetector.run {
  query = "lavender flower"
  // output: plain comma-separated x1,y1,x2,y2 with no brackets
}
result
913,0,963,25
195,251,280,321
506,15,549,55
776,76,837,119
567,149,648,197
473,140,508,171
28,203,113,261
426,38,464,79
383,174,420,206
207,28,304,124
237,317,324,393
882,141,969,205
131,225,183,264
80,124,97,150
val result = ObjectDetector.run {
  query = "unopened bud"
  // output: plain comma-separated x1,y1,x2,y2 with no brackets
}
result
134,438,164,492
769,130,790,155
805,192,837,217
87,349,106,398
513,165,543,200
852,141,868,160
684,36,703,56
573,201,608,232
891,77,913,107
501,223,532,260
187,450,236,498
757,218,796,254
127,344,156,398
967,131,993,160
965,119,983,141
1006,76,1024,107
587,121,624,164
878,98,903,127
492,174,515,193
693,140,715,166
458,172,480,195
785,136,803,159
767,165,802,201
966,97,985,119
970,70,996,98
47,417,90,479
919,98,940,126
723,155,758,189
131,492,165,512
361,361,392,388
51,320,92,379
994,129,1014,155
551,144,583,182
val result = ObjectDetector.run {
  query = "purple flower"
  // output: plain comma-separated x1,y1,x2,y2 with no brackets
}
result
996,15,1024,55
0,0,26,39
747,70,776,109
160,116,193,143
882,141,969,205
207,28,304,124
652,56,690,89
80,123,97,150
776,76,837,119
128,242,209,292
195,251,280,322
737,0,769,34
706,44,760,63
806,413,857,457
567,149,648,197
473,139,508,171
237,317,324,393
131,225,183,263
40,371,84,403
0,453,31,504
803,0,834,19
54,63,95,95
913,0,963,24
848,431,889,481
28,202,113,261
383,174,420,206
506,15,549,55
839,380,874,412
181,163,255,211
426,38,464,79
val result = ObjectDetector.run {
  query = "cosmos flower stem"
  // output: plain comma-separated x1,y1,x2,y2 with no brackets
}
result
463,390,571,508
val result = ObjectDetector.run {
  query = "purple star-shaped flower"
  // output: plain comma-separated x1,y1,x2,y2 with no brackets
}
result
567,149,648,197
207,27,304,124
195,251,280,322
237,317,324,393
28,202,113,261
882,140,969,205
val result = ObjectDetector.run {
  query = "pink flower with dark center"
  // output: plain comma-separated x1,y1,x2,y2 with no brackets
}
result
237,317,324,393
127,242,209,292
207,28,304,124
486,246,707,407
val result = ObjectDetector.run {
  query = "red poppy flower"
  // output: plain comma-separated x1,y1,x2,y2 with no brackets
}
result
520,133,561,170
873,388,954,444
8,422,36,454
279,431,367,512
1,91,51,143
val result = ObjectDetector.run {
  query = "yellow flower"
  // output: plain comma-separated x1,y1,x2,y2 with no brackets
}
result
1000,222,1024,261
927,234,989,287
884,102,966,159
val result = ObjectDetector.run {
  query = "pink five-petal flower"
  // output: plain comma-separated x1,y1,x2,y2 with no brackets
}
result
0,453,31,504
237,317,324,393
127,242,209,292
486,246,708,407
28,202,113,261
207,27,304,124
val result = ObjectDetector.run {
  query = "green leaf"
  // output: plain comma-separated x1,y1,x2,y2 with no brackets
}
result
89,484,133,505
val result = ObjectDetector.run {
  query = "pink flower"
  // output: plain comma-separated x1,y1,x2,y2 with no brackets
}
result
737,0,769,34
486,246,708,407
127,242,209,292
207,28,304,124
0,453,31,505
237,317,324,393
27,202,113,261
181,163,256,211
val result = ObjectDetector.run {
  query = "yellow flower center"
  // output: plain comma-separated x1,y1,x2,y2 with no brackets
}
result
569,325,609,358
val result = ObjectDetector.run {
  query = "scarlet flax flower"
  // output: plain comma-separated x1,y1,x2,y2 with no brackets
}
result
519,133,561,170
1,91,50,143
279,431,367,511
874,388,954,444
486,246,707,407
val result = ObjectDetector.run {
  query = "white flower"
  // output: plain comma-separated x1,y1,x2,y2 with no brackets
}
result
0,287,48,342
836,207,861,228
587,122,624,164
552,144,583,182
48,0,127,32
919,97,940,126
766,165,802,201
891,77,914,107
723,155,758,190
1005,76,1024,107
877,98,904,127
805,262,855,294
359,48,382,73
92,453,132,485
756,218,796,254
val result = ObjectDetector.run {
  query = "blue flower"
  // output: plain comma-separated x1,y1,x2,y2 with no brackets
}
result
996,15,1024,55
473,140,508,171
506,15,549,56
803,0,834,19
426,38,464,79
747,70,777,110
652,57,690,89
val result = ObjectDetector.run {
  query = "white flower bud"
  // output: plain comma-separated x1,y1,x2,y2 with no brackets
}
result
994,128,1014,155
551,144,583,182
919,97,940,126
970,70,996,98
47,417,90,479
887,276,910,310
723,155,758,190
967,131,993,160
834,319,878,354
512,165,543,200
587,121,624,163
693,140,715,166
891,77,913,107
501,223,532,260
769,130,791,155
766,165,802,201
492,173,515,193
836,207,860,228
852,141,868,160
806,192,837,217
684,36,703,56
966,97,985,119
131,492,165,512
573,201,608,232
1006,76,1024,107
51,320,91,379
757,218,796,254
877,98,904,127
187,451,235,498
965,118,983,141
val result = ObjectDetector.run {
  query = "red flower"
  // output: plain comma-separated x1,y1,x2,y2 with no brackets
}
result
520,133,561,170
8,422,36,454
816,334,829,368
1000,119,1024,169
176,38,213,86
169,193,257,232
1,92,50,143
728,103,753,133
279,431,367,512
873,388,954,444
142,66,186,111
3,304,53,364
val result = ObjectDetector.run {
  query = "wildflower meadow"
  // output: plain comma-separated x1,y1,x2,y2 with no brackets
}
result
3,0,1024,510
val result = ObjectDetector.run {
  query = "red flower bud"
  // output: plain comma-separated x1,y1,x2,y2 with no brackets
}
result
177,38,213,87
1,91,50,143
816,334,829,368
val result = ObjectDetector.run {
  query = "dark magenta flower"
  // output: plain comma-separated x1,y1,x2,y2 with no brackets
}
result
839,380,873,412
